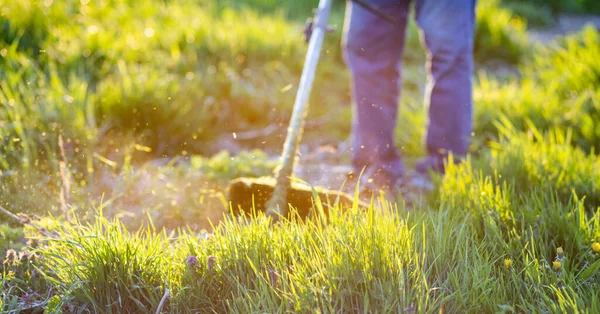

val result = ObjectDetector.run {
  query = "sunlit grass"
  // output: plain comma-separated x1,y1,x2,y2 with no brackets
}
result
1,0,600,312
7,175,597,312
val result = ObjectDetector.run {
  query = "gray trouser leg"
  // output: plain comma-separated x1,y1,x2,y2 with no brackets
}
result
343,0,410,178
416,0,476,157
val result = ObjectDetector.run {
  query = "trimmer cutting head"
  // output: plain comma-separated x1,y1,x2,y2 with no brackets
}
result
225,176,368,219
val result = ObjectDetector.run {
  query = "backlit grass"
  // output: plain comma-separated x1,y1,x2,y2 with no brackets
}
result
1,0,600,312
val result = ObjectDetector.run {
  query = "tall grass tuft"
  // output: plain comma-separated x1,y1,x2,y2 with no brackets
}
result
37,214,182,313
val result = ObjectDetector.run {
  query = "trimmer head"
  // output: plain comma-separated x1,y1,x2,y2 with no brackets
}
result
225,176,368,219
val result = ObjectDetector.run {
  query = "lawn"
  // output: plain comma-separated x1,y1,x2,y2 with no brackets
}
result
1,0,600,313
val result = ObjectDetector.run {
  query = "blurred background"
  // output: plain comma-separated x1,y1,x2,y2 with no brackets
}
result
1,0,599,233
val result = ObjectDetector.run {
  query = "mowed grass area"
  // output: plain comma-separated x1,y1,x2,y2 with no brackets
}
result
2,0,600,312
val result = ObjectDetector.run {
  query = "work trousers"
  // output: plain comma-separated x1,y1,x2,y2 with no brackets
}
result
343,0,476,176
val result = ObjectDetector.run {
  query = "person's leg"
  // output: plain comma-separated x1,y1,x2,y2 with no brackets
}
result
342,0,411,187
415,0,476,174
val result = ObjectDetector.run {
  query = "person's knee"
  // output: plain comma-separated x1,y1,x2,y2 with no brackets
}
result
343,19,384,73
342,31,366,68
423,25,472,63
343,3,406,73
418,8,475,69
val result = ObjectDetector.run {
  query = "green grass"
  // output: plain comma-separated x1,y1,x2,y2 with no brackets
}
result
2,0,600,312
473,26,600,153
4,172,599,312
501,0,600,25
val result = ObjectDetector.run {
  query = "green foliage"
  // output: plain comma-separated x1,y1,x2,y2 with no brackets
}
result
0,0,532,165
1,0,600,311
474,0,529,64
190,149,277,182
488,128,600,208
179,208,427,312
38,216,181,313
18,189,600,312
500,1,556,28
474,26,600,153
530,26,600,95
433,154,600,312
0,224,24,253
0,47,95,174
502,0,600,17
0,0,350,164
2,244,53,313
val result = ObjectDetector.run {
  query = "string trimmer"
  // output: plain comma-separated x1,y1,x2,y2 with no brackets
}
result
226,0,393,220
